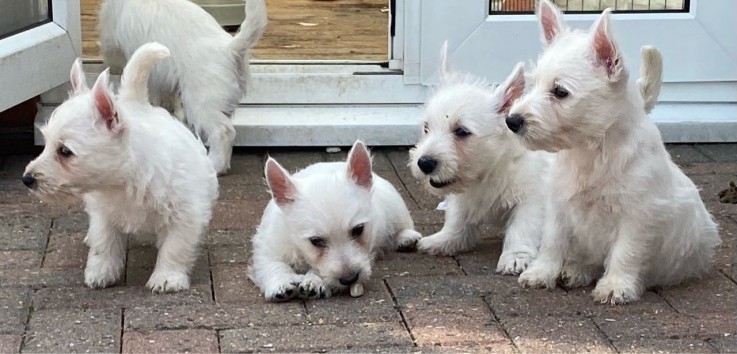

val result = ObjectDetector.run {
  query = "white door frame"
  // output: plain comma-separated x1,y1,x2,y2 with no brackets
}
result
0,0,81,112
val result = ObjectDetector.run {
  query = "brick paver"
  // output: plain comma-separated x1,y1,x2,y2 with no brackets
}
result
0,145,735,353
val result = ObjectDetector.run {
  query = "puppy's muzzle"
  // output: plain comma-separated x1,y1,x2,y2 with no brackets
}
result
505,114,525,134
338,271,360,286
21,174,36,188
417,156,438,174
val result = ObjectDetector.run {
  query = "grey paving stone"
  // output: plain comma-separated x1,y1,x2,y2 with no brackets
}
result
0,205,51,250
594,312,735,342
694,144,737,163
122,329,218,353
454,237,504,276
0,250,42,269
305,279,399,324
211,263,264,304
374,251,463,279
125,247,210,287
124,303,307,330
0,155,34,180
0,334,21,353
381,171,420,211
266,150,326,172
563,288,676,318
503,316,615,353
210,199,268,231
0,179,35,204
42,232,86,269
219,322,412,353
691,174,737,219
209,245,249,264
682,162,737,177
0,268,84,289
0,288,30,335
226,152,264,176
666,144,713,164
403,295,511,350
206,229,251,247
217,181,271,201
612,338,717,353
715,218,737,278
658,272,737,316
708,336,737,353
22,308,120,353
49,211,88,234
387,275,498,309
32,284,212,310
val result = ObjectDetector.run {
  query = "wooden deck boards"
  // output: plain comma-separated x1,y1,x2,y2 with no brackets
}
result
81,0,389,61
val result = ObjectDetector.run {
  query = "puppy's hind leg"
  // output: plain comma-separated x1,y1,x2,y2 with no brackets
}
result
187,105,235,175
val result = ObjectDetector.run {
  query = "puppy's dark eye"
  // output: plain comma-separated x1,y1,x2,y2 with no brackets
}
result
351,224,365,239
453,127,471,138
309,236,326,248
551,85,569,99
423,123,429,134
57,145,74,158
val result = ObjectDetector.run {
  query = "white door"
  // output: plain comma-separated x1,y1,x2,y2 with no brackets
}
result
406,0,737,142
0,0,81,112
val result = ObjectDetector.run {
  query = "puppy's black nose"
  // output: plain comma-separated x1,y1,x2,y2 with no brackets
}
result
21,174,36,188
417,156,437,174
505,114,525,133
339,271,360,286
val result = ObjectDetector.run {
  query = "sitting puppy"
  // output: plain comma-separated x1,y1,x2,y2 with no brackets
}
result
409,42,553,275
509,0,720,304
99,0,268,174
22,43,218,293
249,141,422,301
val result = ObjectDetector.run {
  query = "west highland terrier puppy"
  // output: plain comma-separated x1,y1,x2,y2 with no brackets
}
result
509,0,720,304
22,43,218,293
409,43,553,275
249,141,422,302
99,0,268,174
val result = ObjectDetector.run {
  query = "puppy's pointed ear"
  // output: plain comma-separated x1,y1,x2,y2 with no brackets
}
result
346,140,372,190
438,41,451,84
70,58,89,94
494,62,525,115
590,9,624,81
538,0,565,46
265,157,298,207
91,69,121,133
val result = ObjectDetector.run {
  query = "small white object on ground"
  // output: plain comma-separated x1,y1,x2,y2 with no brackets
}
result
436,199,448,211
326,146,341,153
350,283,364,297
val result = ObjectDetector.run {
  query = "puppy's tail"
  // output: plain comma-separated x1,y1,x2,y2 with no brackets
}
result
119,42,170,104
637,45,663,114
229,0,268,60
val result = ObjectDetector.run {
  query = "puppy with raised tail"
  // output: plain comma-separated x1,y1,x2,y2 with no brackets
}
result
249,141,422,301
509,0,720,304
99,0,268,174
409,43,553,275
22,43,218,293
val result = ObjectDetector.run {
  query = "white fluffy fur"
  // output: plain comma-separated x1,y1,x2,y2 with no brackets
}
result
99,0,268,174
408,43,553,275
511,0,720,304
23,43,218,293
249,141,421,302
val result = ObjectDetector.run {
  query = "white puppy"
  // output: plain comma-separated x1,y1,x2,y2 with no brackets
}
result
409,43,552,275
249,141,422,302
99,0,268,174
22,43,218,293
509,0,720,304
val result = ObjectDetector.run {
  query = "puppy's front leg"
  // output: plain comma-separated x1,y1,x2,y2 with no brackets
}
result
84,212,126,289
297,269,331,300
146,224,200,293
418,194,479,256
249,254,304,302
592,220,648,305
518,202,566,289
496,199,543,275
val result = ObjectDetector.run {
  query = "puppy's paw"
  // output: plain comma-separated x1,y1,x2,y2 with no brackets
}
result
560,263,599,289
146,269,191,293
396,229,422,252
84,254,123,289
496,250,535,275
592,274,640,305
264,277,302,302
298,274,331,300
518,262,559,289
417,232,461,256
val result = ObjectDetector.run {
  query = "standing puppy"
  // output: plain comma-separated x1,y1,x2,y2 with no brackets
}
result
509,0,720,304
250,141,422,301
22,43,218,293
409,43,553,275
99,0,268,174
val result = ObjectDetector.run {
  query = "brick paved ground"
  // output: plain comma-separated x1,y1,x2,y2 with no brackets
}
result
0,144,735,353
